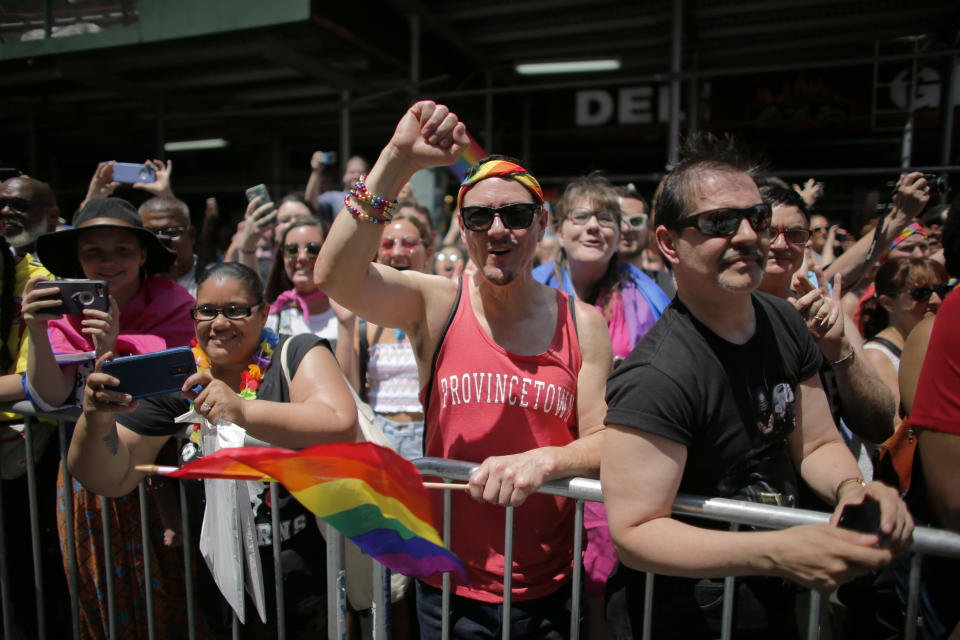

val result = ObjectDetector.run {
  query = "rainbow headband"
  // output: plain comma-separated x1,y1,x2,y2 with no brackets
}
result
456,160,544,210
881,222,926,261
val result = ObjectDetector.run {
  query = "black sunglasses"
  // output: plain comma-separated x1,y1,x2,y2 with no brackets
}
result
460,203,540,232
0,197,51,213
769,226,812,246
903,285,952,302
283,241,322,258
191,303,264,321
675,203,772,237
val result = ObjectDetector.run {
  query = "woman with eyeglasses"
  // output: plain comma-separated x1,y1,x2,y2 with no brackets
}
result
533,173,670,362
263,219,347,350
531,173,669,638
20,197,198,640
69,261,357,637
860,256,948,412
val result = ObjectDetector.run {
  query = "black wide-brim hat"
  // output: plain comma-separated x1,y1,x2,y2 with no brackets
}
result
36,197,176,278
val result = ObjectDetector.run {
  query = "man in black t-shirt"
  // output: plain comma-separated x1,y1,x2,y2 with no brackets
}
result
601,134,914,639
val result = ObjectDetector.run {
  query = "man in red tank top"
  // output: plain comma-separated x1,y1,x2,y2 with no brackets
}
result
316,101,613,638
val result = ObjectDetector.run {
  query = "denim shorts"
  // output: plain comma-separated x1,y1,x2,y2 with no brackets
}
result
374,414,424,461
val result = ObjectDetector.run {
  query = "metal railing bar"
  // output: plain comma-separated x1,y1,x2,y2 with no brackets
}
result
58,421,80,640
138,480,156,640
99,495,116,640
23,416,47,639
570,499,583,640
411,458,960,558
806,591,822,640
178,481,197,640
502,506,514,640
270,482,286,640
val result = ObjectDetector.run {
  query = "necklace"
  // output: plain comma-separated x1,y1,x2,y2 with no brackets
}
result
185,328,279,452
190,327,279,400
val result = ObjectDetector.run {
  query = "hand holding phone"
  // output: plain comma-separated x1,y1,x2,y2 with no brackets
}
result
33,280,109,315
837,497,882,535
111,162,157,184
101,347,197,400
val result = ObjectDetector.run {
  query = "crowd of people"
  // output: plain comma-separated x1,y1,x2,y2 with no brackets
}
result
1,99,957,639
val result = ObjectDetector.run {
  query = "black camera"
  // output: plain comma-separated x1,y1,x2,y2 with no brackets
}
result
922,174,950,196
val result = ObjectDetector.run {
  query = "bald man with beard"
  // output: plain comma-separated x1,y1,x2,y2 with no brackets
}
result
1,176,59,257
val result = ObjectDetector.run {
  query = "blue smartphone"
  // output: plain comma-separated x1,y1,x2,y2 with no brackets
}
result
111,162,156,184
101,347,196,399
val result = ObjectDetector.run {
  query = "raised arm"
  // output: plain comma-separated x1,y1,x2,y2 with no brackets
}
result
466,301,612,506
824,172,930,288
314,101,469,333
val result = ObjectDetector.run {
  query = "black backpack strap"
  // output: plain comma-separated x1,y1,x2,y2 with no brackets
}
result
357,317,369,402
866,336,902,359
568,293,579,340
420,278,464,448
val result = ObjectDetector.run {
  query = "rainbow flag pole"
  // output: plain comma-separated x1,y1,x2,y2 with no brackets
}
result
446,133,486,182
137,442,467,582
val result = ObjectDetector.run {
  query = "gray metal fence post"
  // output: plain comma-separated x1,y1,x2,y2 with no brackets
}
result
138,480,156,640
178,481,197,640
642,572,654,640
442,485,452,640
58,421,80,640
502,506,514,640
99,495,117,639
372,561,389,639
325,523,347,640
720,523,739,640
570,499,584,640
22,416,46,639
904,552,923,640
0,478,13,640
806,590,822,640
270,482,286,640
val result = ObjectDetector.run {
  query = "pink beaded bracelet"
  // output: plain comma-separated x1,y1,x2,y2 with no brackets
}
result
344,194,392,225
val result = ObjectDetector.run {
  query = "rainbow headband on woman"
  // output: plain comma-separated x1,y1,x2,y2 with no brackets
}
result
880,222,926,261
456,160,544,210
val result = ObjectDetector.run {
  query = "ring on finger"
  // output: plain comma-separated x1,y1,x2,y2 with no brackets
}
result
201,402,212,412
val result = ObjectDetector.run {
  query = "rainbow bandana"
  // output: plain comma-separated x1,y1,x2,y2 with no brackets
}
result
456,160,544,210
881,222,926,261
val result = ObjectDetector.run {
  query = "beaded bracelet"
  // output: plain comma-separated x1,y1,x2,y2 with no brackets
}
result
349,175,398,216
344,193,392,225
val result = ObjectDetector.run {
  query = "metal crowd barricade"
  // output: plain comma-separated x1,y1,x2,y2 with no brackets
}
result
412,457,960,640
3,398,960,640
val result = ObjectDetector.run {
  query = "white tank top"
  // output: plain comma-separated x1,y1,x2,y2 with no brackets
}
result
366,339,423,414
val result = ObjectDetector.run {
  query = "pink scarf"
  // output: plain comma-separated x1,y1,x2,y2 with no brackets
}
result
48,276,195,356
268,288,327,323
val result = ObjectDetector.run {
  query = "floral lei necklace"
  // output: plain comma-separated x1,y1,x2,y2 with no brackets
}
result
190,327,279,399
184,328,280,451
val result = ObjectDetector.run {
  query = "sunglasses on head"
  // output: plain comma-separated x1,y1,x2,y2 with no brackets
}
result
903,285,952,302
460,203,540,232
380,235,421,252
0,197,51,213
283,241,322,258
676,203,772,237
191,303,263,321
769,226,812,246
154,226,187,240
566,208,619,229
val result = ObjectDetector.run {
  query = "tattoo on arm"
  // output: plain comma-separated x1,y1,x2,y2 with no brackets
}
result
103,425,119,456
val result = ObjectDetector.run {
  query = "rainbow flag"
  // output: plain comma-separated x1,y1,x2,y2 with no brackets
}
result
447,133,486,182
166,442,467,581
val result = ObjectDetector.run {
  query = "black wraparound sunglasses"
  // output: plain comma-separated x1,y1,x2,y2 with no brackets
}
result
675,203,772,237
460,203,540,232
903,285,952,302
